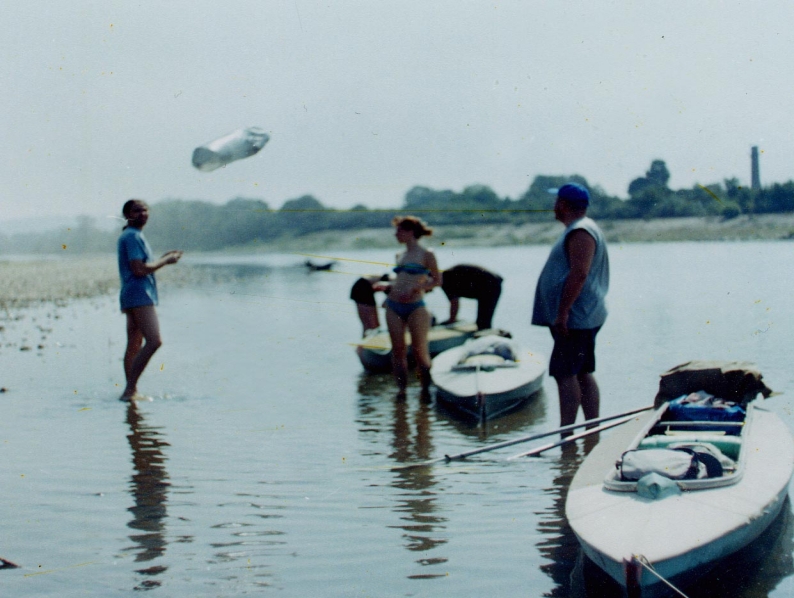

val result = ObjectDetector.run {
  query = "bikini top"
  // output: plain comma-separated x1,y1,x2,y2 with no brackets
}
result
393,262,430,276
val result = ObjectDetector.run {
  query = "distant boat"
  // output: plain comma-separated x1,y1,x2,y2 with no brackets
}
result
354,321,478,373
566,362,793,597
431,335,545,421
304,260,335,272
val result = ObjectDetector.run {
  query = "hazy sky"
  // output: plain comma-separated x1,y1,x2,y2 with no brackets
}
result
3,1,792,223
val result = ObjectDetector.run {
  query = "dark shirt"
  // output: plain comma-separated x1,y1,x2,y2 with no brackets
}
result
441,265,502,300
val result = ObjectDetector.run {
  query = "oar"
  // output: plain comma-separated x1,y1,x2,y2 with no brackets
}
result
506,414,638,459
390,405,653,470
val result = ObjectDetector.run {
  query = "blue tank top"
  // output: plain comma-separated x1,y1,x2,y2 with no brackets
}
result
118,227,158,310
531,217,609,329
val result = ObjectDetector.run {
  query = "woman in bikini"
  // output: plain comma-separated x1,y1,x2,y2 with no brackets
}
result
374,216,440,398
117,199,183,401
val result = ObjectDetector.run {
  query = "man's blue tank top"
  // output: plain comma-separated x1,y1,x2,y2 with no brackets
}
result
532,217,609,329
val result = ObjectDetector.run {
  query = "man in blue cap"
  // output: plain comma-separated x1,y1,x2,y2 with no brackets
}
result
532,183,610,435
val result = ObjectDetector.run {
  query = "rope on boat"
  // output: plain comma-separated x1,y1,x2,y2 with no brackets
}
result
633,555,691,598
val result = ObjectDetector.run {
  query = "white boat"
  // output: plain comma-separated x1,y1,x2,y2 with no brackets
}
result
430,335,545,421
354,321,477,373
566,363,794,597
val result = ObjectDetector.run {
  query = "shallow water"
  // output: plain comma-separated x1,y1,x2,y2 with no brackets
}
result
1,241,794,597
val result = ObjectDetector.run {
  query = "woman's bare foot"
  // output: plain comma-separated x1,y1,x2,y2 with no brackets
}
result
119,390,151,402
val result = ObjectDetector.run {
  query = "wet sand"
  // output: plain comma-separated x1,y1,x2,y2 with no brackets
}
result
0,255,254,309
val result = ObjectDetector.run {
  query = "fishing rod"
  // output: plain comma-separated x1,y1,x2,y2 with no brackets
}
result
391,405,654,470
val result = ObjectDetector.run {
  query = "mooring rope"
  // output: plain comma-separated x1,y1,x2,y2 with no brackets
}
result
634,555,691,598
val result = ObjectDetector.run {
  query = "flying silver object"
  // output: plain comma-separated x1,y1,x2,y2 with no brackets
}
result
192,126,270,172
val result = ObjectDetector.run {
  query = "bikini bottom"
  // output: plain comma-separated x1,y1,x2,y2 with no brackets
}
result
385,297,426,322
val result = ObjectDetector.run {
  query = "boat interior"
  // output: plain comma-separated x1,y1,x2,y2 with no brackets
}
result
604,393,751,493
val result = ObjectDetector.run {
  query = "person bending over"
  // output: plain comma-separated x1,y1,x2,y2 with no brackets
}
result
440,264,503,331
350,273,391,336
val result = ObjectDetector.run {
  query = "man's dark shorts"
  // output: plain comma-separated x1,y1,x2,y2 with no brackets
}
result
549,327,601,379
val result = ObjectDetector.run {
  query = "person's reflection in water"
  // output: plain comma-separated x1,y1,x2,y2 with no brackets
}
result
536,436,599,597
389,398,449,575
124,400,171,590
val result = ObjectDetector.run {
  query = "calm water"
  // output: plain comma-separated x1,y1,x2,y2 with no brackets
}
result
2,241,794,597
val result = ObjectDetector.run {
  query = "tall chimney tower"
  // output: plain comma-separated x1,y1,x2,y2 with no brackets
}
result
751,146,761,190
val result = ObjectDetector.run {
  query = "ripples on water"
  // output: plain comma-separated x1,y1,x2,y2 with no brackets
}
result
1,243,794,596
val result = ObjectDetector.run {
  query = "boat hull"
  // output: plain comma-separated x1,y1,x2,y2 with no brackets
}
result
355,322,477,373
566,404,794,596
431,342,545,420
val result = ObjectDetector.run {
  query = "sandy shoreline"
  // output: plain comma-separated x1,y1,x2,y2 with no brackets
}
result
1,213,792,307
231,212,794,252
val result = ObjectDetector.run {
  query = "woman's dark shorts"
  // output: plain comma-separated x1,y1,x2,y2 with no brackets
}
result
549,327,601,379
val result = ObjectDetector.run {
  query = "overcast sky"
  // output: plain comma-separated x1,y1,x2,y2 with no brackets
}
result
2,1,792,223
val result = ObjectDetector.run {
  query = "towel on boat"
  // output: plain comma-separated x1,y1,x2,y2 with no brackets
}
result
458,335,518,364
654,360,772,408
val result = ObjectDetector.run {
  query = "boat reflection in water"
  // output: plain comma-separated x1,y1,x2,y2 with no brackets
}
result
435,388,548,441
124,401,171,591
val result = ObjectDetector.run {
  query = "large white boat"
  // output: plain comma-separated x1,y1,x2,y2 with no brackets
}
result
566,362,794,597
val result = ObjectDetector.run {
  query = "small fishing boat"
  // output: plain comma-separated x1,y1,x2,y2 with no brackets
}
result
355,321,478,373
304,260,335,271
431,335,545,421
565,361,794,598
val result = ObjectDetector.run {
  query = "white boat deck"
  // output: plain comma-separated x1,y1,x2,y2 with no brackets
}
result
566,403,794,588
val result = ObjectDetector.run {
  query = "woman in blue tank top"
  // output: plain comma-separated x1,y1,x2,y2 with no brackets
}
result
374,216,440,399
117,199,183,401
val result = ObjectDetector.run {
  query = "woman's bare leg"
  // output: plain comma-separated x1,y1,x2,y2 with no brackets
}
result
356,304,380,335
386,308,408,398
124,314,143,383
407,307,432,395
121,306,163,400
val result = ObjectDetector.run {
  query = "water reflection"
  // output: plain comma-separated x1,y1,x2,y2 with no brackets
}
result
355,374,449,577
435,389,549,441
686,499,794,598
537,437,599,597
389,398,449,576
124,401,171,590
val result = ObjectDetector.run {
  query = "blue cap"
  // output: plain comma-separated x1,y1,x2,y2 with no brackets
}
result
553,183,590,208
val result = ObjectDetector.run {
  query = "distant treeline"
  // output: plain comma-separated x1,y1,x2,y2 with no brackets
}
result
3,159,794,254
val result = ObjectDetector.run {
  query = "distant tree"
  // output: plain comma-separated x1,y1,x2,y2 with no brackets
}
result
625,159,675,217
628,159,670,199
277,195,330,235
280,195,326,213
646,159,670,187
221,197,275,245
404,186,456,212
514,174,590,221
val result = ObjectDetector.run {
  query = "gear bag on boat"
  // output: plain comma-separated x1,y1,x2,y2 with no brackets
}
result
618,447,723,481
